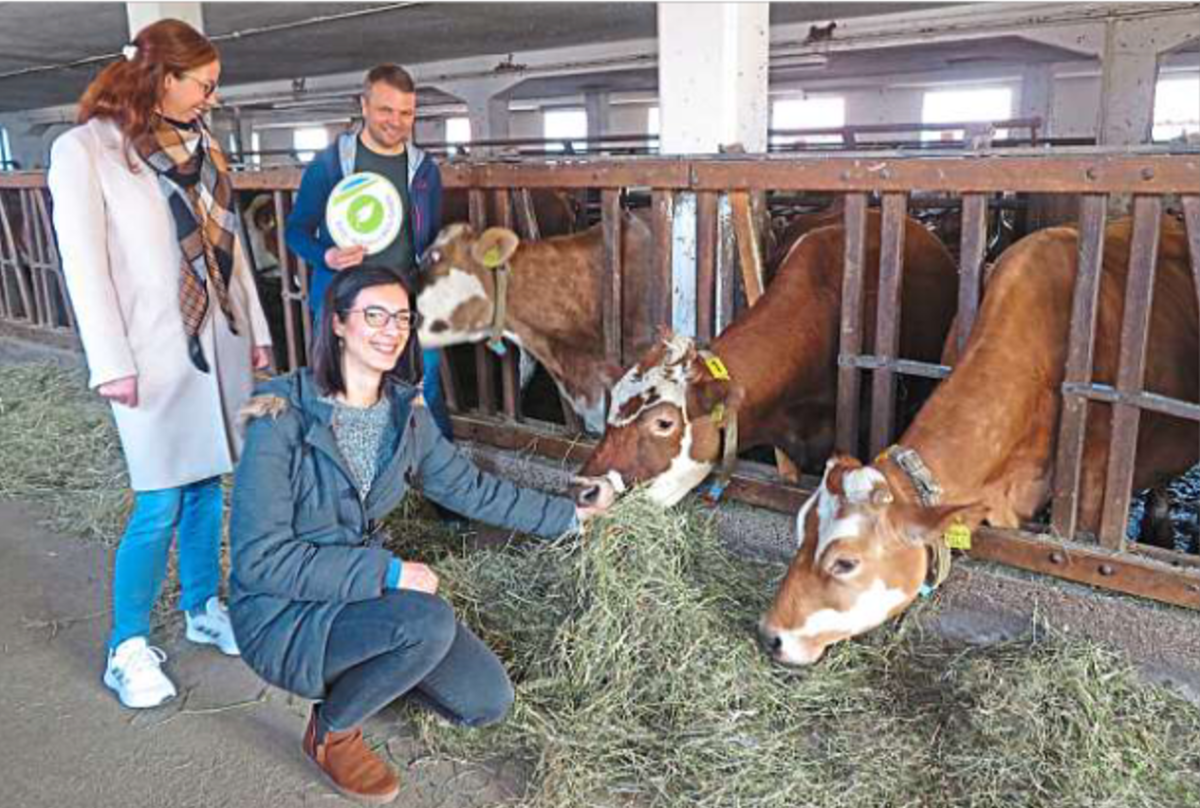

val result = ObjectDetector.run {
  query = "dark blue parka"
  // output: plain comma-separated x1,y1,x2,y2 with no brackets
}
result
228,369,575,698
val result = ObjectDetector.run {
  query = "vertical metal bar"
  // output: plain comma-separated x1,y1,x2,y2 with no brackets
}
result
1182,195,1200,468
33,189,72,330
469,189,497,415
715,194,736,334
19,190,45,326
289,191,313,361
601,189,624,368
651,190,674,332
493,189,520,422
835,193,869,456
1098,195,1162,550
273,191,300,372
868,193,909,458
729,191,766,306
695,191,718,343
513,188,542,241
0,192,16,320
31,189,55,328
956,193,988,354
0,190,35,321
1051,195,1109,540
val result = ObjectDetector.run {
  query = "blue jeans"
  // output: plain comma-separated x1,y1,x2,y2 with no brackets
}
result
318,589,513,735
109,476,223,650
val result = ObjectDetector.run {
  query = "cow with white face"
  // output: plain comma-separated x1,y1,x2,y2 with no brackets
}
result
416,217,653,433
572,334,743,509
758,455,977,666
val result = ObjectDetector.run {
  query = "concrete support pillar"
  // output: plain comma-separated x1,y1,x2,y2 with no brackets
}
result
656,2,769,154
584,91,611,140
1019,64,1055,137
126,2,204,37
438,77,524,153
1097,21,1160,146
656,2,769,337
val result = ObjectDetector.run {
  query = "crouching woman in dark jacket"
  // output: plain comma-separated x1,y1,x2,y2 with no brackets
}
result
228,266,609,805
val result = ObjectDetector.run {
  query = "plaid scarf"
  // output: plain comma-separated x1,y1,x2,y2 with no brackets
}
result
133,116,239,373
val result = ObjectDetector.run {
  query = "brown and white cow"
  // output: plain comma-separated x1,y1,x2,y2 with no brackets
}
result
415,213,654,432
571,212,960,508
760,216,1198,666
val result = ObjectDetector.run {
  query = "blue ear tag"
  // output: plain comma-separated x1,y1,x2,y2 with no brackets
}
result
700,478,727,505
917,583,935,599
487,338,508,356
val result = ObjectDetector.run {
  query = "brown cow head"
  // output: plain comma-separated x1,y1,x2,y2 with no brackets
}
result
759,455,978,666
416,224,520,348
571,333,743,509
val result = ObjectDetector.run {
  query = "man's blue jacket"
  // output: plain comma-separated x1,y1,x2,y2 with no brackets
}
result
285,129,443,311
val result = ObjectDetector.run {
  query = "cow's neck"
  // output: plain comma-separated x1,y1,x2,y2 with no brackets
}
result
496,235,607,409
891,311,1068,527
707,267,840,452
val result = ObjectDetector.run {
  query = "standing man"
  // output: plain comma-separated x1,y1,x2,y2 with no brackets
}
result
285,64,454,443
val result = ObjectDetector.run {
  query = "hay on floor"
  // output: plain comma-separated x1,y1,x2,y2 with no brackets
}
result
405,494,1200,808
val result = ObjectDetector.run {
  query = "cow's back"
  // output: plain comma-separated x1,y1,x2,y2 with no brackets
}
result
902,217,1197,530
715,211,959,467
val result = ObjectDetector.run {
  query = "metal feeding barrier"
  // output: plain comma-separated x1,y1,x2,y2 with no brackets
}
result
3,147,1199,608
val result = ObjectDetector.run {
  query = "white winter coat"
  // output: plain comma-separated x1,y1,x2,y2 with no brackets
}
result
48,118,271,491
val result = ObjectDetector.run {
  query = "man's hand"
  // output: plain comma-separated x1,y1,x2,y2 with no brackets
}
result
325,246,366,271
398,561,439,594
251,345,273,371
97,375,138,408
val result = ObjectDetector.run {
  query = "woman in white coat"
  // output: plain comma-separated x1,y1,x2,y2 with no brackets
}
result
48,19,273,709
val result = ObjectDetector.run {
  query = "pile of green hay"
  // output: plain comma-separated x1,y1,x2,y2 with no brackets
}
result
410,494,1200,808
4,362,1199,807
0,362,131,543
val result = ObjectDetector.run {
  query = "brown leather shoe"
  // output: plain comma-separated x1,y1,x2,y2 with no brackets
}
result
302,708,400,804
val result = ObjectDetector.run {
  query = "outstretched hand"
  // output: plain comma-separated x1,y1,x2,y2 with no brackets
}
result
398,561,439,594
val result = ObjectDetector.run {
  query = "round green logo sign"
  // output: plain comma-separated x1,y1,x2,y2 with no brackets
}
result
325,172,404,255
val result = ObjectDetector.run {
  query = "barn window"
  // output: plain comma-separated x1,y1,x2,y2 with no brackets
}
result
250,131,262,167
445,116,471,156
0,127,12,169
1153,75,1200,142
647,106,660,152
921,86,1013,141
293,127,329,163
543,108,588,153
771,96,845,147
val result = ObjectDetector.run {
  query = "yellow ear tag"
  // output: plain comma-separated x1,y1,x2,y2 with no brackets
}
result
710,402,726,426
704,355,730,381
481,245,504,268
944,522,972,551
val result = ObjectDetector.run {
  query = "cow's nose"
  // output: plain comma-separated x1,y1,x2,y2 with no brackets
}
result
571,481,602,508
758,624,783,656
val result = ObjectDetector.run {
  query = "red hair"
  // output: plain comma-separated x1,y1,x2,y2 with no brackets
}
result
77,19,217,164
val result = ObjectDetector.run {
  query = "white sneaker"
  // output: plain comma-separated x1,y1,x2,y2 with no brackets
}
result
185,596,240,656
104,637,177,709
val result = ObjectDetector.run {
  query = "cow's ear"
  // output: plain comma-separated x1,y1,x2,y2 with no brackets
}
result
686,374,745,422
471,227,520,268
886,501,986,546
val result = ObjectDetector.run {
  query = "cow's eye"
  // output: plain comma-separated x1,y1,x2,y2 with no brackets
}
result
829,557,860,577
651,416,676,436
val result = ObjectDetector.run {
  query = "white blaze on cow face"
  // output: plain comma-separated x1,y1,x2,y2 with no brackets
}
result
604,334,714,507
771,579,910,666
762,457,916,666
417,268,491,346
417,225,493,347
